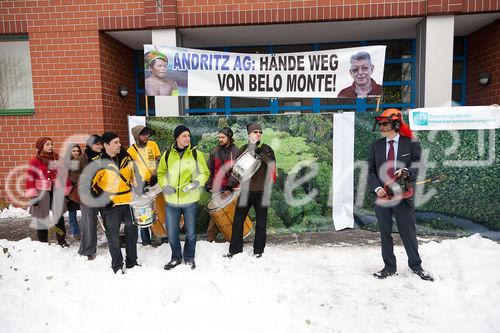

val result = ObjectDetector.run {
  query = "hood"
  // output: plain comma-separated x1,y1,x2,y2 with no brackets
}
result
131,125,146,144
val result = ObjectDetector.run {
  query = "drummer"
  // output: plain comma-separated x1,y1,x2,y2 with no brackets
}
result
224,122,276,258
127,125,165,246
204,127,239,242
92,132,139,274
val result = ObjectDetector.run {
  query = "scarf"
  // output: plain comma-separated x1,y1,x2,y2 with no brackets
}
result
35,137,59,165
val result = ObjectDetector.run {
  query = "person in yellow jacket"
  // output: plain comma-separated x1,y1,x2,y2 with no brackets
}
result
158,125,209,270
127,125,164,246
92,132,139,274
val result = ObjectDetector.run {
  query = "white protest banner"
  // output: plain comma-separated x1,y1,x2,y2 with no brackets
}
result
409,106,500,131
144,45,386,98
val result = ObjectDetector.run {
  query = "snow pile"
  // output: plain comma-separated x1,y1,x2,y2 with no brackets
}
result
0,234,499,332
0,205,31,219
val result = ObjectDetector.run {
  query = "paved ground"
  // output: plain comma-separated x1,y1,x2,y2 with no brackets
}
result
0,217,448,247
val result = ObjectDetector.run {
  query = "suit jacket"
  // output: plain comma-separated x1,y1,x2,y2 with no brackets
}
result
367,135,421,193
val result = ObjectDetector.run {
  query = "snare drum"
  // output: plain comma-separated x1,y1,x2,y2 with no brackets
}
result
206,191,253,241
231,150,262,182
129,195,157,228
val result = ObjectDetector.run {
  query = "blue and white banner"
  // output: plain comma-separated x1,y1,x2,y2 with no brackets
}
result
410,106,500,131
144,45,386,98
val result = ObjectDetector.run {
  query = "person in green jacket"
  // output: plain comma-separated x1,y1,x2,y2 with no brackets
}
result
157,125,209,270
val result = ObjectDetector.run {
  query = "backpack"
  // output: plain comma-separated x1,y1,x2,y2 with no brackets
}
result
163,147,199,177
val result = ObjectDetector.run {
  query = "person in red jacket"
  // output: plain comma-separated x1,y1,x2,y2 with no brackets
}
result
25,137,72,246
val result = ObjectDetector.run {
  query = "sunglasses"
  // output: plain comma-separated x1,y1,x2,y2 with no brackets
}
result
378,121,391,126
252,130,263,134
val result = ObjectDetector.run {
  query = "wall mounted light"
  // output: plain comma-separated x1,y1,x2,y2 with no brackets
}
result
479,73,491,86
118,85,128,97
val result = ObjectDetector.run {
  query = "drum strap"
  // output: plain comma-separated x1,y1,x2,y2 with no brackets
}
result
164,148,200,180
102,165,132,195
132,144,155,178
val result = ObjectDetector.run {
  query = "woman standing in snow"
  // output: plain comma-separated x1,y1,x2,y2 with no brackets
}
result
25,137,72,246
65,144,82,240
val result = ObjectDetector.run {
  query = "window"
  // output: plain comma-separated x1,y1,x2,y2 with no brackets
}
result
0,36,34,115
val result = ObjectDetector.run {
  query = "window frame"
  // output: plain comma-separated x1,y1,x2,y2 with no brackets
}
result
0,35,35,116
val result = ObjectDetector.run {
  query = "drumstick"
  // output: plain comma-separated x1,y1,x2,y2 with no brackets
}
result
175,182,190,189
97,212,106,232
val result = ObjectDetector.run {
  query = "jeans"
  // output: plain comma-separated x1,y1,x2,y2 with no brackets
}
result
68,209,80,236
166,203,197,262
140,227,151,245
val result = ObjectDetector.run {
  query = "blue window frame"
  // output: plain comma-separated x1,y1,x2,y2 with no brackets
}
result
134,39,419,115
452,37,467,106
134,50,156,116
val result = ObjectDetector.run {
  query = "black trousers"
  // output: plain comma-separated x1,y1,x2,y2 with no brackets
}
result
100,205,138,272
229,191,268,255
374,199,422,272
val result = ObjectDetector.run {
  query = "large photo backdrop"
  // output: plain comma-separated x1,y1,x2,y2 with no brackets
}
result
144,113,336,235
128,106,499,240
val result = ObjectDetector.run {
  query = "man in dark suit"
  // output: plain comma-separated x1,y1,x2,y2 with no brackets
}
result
368,108,433,281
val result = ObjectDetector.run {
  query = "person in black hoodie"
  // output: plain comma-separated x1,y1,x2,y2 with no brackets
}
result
69,134,103,260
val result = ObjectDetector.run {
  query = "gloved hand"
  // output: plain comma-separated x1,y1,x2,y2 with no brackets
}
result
182,180,200,193
29,198,40,207
133,186,143,195
162,185,176,195
247,143,257,156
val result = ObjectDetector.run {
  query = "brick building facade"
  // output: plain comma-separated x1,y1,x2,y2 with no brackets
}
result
0,1,499,203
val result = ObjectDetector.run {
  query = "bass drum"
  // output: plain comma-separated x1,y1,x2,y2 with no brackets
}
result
150,194,167,237
206,191,253,241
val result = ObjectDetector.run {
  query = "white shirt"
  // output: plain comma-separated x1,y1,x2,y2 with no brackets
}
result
374,133,400,194
386,133,400,172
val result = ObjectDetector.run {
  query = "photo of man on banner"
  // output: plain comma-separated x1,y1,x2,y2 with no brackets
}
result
338,51,383,98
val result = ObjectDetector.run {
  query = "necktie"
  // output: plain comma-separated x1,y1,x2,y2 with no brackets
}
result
387,140,395,179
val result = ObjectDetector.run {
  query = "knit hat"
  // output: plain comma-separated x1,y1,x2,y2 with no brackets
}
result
101,132,119,144
36,137,52,152
86,134,103,147
218,127,233,139
246,123,262,134
173,125,190,140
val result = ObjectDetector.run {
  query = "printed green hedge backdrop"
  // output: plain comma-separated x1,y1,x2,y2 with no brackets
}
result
354,111,500,236
146,113,334,235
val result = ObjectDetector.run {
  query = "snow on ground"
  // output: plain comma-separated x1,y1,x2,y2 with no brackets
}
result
0,206,31,219
0,206,83,221
0,235,499,333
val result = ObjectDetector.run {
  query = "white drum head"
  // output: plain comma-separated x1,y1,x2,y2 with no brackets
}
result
206,191,235,211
